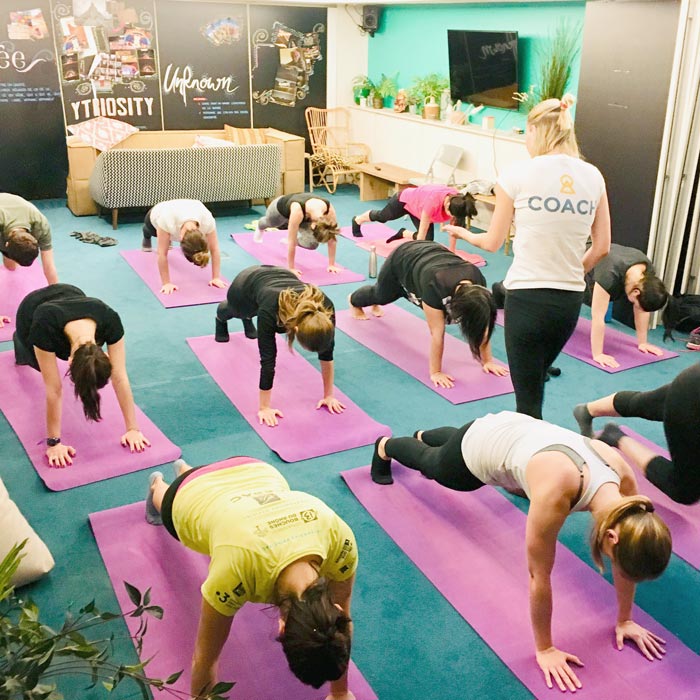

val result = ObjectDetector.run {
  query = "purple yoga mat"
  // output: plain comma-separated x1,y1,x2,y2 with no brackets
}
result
231,231,365,286
0,352,180,490
0,261,45,342
120,249,229,308
342,464,700,699
495,310,678,372
186,333,389,461
336,305,512,404
90,498,377,700
618,426,700,570
338,221,396,241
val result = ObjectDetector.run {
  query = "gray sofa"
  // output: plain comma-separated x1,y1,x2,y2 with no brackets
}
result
89,143,282,228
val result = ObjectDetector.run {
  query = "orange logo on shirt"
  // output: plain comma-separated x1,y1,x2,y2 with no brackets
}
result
560,175,575,194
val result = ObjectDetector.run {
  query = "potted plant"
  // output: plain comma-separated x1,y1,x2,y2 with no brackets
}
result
0,541,233,700
513,19,581,112
409,73,449,118
374,72,398,109
406,86,422,115
352,74,375,106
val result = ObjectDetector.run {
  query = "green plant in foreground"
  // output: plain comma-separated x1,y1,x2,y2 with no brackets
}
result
375,73,398,100
0,541,233,700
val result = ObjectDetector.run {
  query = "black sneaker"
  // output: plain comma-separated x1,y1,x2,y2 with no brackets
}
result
351,217,363,237
215,318,230,343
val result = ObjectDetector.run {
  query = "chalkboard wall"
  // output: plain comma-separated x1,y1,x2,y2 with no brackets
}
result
0,1,327,199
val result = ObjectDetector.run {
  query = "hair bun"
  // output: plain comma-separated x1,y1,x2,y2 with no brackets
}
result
560,93,577,109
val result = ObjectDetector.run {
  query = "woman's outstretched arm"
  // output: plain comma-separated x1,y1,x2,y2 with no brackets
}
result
190,598,234,698
207,229,226,288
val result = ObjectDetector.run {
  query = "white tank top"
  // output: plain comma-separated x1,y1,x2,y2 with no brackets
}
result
460,412,620,511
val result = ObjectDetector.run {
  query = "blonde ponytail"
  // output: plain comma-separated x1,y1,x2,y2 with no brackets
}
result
590,495,671,581
278,285,334,352
527,93,579,157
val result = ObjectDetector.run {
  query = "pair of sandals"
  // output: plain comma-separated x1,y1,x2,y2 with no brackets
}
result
70,231,118,247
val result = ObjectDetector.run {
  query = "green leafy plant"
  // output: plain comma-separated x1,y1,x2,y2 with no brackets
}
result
409,73,449,106
375,73,398,100
513,19,582,111
0,541,233,700
351,74,375,103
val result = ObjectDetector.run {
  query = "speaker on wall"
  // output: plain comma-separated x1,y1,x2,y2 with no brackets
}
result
362,5,382,37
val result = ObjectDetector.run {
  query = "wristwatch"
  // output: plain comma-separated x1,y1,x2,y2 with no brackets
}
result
46,437,61,447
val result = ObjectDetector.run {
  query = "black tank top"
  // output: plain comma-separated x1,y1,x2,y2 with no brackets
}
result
276,193,330,220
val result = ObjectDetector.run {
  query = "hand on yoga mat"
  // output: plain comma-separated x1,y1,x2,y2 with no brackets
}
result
615,620,667,660
536,646,583,692
160,283,179,295
593,352,620,369
481,360,509,377
120,429,151,453
47,442,76,468
0,315,10,328
208,277,227,289
258,406,284,427
430,370,455,388
637,342,663,357
326,264,342,274
291,268,303,279
316,396,346,415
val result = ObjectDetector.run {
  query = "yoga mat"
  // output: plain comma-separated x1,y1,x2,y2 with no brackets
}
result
338,223,486,266
0,352,180,490
90,498,377,700
336,305,512,405
186,333,389,462
618,427,700,570
231,231,365,286
0,261,45,342
495,310,678,372
342,464,700,699
120,249,229,309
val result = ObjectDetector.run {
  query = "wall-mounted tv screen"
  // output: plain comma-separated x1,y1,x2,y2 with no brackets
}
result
447,30,519,110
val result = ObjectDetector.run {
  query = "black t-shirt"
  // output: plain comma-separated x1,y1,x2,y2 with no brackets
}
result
276,193,330,221
16,284,124,361
240,266,335,390
593,243,652,301
391,240,486,322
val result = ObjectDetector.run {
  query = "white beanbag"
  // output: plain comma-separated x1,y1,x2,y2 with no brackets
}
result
0,478,54,586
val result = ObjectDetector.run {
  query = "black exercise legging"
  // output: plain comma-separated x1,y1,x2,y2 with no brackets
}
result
613,362,700,504
216,265,259,323
383,421,484,492
350,252,405,308
369,194,434,241
142,207,157,241
504,287,583,419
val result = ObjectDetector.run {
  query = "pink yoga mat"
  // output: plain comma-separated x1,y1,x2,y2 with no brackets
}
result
338,222,396,241
0,261,45,342
0,352,180,490
342,464,700,699
495,310,678,372
231,231,365,285
336,305,512,404
90,498,377,700
187,333,389,461
120,249,229,308
618,426,700,570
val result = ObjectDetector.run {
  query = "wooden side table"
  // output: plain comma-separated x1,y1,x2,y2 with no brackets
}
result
356,162,424,201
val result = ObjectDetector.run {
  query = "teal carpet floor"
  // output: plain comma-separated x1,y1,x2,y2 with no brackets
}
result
3,190,699,699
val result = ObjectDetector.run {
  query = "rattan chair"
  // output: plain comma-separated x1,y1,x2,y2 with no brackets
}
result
305,107,370,193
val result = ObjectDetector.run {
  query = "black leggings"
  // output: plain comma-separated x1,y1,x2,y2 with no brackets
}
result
216,266,260,323
613,362,700,504
142,207,157,241
369,194,434,241
384,421,484,492
504,288,583,419
350,252,405,308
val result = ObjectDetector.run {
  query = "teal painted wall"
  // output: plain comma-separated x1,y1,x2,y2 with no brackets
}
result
368,2,586,131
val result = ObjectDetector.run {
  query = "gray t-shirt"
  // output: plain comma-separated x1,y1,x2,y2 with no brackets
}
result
593,243,651,300
0,193,52,252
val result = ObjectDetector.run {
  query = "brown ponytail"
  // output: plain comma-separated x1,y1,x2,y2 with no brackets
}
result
313,216,339,244
180,228,210,268
590,495,671,581
68,343,112,421
277,285,334,353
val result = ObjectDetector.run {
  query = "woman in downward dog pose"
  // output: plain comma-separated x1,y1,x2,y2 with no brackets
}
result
349,239,507,388
146,457,357,700
371,410,671,692
254,192,340,277
215,265,344,426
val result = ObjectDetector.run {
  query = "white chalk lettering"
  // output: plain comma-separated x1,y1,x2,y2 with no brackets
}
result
162,63,238,106
69,96,155,120
0,45,49,73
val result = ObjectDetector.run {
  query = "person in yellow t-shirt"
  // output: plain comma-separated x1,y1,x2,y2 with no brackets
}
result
146,457,358,700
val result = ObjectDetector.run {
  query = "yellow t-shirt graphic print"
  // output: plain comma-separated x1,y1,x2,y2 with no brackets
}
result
171,461,358,616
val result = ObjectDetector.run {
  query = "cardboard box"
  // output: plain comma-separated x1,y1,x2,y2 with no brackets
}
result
265,128,305,171
283,170,305,195
67,178,98,216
